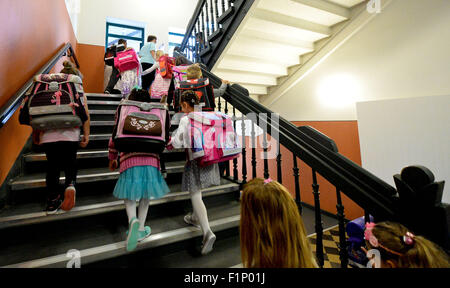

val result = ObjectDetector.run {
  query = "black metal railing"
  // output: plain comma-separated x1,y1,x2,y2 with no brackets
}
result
0,43,79,129
177,0,449,262
179,0,255,69
174,49,392,267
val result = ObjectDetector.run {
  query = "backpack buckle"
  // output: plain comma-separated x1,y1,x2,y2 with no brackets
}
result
140,103,152,111
49,81,59,92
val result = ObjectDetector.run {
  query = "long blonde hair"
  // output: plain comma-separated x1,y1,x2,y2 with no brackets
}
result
240,178,318,268
368,222,450,268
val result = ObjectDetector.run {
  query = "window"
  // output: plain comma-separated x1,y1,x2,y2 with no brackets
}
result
168,28,186,57
106,22,145,52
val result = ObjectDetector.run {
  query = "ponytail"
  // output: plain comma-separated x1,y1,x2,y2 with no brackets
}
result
180,90,200,108
369,222,450,268
61,60,82,78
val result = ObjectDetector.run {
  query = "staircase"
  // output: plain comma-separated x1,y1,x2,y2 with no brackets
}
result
0,1,448,269
0,93,243,268
180,0,367,101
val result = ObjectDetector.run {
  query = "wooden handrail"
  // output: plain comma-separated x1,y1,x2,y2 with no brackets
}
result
0,43,79,129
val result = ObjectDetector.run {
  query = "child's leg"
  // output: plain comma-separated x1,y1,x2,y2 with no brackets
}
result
124,199,137,224
62,142,78,187
190,190,213,237
190,190,216,255
138,198,150,231
43,143,62,201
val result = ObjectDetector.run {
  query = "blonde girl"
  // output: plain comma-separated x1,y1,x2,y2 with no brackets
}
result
240,178,318,268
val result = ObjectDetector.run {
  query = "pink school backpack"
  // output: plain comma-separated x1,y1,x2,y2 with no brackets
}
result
150,70,172,100
114,49,139,74
187,112,241,167
19,73,88,130
113,100,170,154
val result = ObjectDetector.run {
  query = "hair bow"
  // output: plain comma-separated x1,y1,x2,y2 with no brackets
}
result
403,232,415,246
264,178,273,185
364,222,404,256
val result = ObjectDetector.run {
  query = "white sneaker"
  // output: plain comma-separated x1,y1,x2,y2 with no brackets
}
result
184,214,200,229
201,232,216,255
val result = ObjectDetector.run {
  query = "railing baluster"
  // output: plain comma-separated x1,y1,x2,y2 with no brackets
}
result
214,0,219,26
336,188,348,268
218,95,222,112
205,0,211,39
293,154,302,215
251,118,257,179
233,107,238,181
201,9,205,51
277,142,282,184
263,128,269,180
225,101,230,178
241,114,247,184
221,0,226,15
194,22,200,62
210,0,215,33
365,211,371,223
312,169,324,268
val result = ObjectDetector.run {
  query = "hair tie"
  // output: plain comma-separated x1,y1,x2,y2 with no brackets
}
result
364,223,404,256
403,232,415,246
264,178,273,185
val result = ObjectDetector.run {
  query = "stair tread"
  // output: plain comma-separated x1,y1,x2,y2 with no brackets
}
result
86,93,123,98
0,199,241,267
24,148,185,162
11,163,186,190
87,100,121,105
0,179,239,229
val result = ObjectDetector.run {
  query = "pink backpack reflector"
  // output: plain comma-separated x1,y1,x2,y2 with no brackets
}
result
113,100,170,154
187,112,241,167
114,49,139,74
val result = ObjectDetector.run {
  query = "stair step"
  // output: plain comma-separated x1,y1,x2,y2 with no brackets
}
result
0,180,239,230
10,163,186,191
87,100,121,106
89,110,175,116
85,93,123,99
0,201,241,268
90,121,115,126
89,110,116,115
218,6,235,24
24,148,185,162
87,134,111,141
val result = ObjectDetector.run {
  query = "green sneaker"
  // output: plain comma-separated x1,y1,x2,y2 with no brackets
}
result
126,217,140,252
138,226,152,242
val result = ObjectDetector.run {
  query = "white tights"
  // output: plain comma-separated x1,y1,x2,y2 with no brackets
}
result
125,199,151,231
190,190,214,239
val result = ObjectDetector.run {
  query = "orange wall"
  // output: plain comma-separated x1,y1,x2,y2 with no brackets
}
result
77,43,106,93
0,0,77,186
235,121,364,220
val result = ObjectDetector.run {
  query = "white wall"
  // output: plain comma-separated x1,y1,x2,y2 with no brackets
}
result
357,95,450,204
265,0,450,121
65,0,81,37
77,0,198,49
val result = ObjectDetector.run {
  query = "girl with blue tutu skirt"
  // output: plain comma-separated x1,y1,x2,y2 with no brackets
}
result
168,91,220,255
109,88,170,252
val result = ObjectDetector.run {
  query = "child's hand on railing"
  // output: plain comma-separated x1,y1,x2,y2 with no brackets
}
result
109,160,118,171
222,80,230,85
166,137,174,151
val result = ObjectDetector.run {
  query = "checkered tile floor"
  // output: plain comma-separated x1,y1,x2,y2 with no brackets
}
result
309,226,349,268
